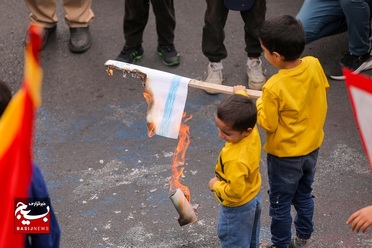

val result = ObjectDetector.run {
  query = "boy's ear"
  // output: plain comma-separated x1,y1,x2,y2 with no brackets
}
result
272,51,282,62
244,127,253,137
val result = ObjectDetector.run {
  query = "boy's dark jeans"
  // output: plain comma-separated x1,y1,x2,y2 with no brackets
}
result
267,149,319,248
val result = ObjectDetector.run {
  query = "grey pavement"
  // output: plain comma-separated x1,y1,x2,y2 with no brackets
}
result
1,0,372,247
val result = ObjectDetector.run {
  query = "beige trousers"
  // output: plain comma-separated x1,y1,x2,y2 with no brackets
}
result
25,0,94,28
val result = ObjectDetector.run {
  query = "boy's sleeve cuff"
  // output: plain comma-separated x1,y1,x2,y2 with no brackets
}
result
235,89,249,97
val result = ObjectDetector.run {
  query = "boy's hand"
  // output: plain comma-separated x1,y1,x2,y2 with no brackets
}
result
346,205,372,233
233,85,246,93
208,177,220,191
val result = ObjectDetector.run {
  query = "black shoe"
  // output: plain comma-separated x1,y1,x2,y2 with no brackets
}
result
340,52,372,71
157,44,180,66
330,52,372,80
40,26,57,50
69,27,91,53
116,45,144,64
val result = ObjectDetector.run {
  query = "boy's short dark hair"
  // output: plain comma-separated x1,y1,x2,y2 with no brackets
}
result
217,94,257,132
258,15,305,61
0,80,12,117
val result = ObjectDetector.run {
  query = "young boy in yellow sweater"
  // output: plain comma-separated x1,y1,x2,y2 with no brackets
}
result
257,15,329,248
208,88,262,247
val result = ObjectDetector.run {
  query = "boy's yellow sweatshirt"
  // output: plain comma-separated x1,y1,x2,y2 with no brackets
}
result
213,126,261,207
256,56,329,157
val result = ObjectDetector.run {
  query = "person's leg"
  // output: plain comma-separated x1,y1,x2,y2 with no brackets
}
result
123,0,149,47
330,0,372,78
340,0,371,56
151,0,175,46
202,0,229,62
267,154,302,248
217,193,261,247
62,0,94,28
116,0,148,63
202,0,228,93
240,0,266,90
240,0,266,57
25,0,58,27
62,0,94,53
24,0,57,50
151,0,180,66
296,0,347,44
250,192,262,248
292,149,318,242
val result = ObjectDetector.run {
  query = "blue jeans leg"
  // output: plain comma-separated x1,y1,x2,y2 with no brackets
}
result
217,192,262,248
340,0,371,55
296,0,347,44
267,149,318,248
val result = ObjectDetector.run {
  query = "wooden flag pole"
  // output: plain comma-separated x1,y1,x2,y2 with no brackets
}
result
105,60,262,99
188,79,262,98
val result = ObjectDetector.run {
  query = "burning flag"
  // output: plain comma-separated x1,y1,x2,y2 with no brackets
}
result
105,61,197,225
0,25,43,247
343,68,372,171
105,60,262,139
106,60,189,139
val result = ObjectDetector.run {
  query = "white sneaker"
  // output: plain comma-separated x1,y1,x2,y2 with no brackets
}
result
205,62,223,94
247,57,266,90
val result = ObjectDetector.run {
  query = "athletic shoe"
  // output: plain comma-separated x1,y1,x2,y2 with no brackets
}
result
288,236,310,248
247,57,266,90
204,62,223,94
116,45,144,64
330,52,372,80
157,44,180,66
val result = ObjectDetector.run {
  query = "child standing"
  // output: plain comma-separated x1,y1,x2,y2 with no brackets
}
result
257,15,329,248
208,88,262,247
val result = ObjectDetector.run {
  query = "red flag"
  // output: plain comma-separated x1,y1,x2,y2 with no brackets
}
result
343,68,372,171
0,25,43,247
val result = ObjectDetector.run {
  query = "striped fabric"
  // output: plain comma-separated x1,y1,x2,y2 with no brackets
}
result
0,25,43,247
154,75,189,139
105,60,190,139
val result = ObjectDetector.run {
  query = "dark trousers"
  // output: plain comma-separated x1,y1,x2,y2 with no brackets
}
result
123,0,176,47
202,0,266,62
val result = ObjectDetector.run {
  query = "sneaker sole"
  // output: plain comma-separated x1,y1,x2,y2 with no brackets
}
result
116,54,143,64
131,55,143,64
157,52,180,66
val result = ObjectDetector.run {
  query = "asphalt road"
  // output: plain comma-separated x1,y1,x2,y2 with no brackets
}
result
1,0,372,247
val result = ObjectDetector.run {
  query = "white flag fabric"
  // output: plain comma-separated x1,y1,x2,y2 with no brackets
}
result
343,68,372,171
105,60,190,139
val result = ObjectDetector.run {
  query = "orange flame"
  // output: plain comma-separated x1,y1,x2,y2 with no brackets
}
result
143,90,156,138
141,79,193,202
169,113,192,201
106,65,197,224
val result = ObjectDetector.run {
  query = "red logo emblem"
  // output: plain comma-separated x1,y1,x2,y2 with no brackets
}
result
14,198,51,234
